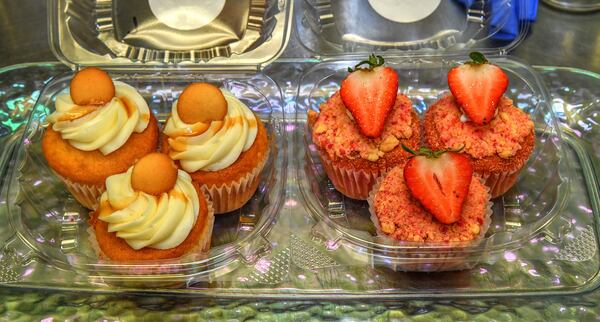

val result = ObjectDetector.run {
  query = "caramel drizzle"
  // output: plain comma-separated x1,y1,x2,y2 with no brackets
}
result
120,96,135,117
168,115,258,153
97,199,115,219
169,138,188,153
167,116,256,139
169,189,187,201
168,121,214,138
57,105,100,122
57,96,147,123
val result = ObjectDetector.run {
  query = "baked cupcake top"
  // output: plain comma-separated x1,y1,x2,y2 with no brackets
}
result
46,68,150,155
163,83,258,172
373,160,489,243
311,92,414,162
310,55,416,163
96,153,199,250
429,94,534,159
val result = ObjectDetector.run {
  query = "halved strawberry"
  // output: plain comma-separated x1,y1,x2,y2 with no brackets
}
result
340,54,398,138
448,52,509,125
402,146,473,225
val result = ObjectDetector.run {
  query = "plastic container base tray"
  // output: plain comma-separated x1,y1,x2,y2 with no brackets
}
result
0,62,599,299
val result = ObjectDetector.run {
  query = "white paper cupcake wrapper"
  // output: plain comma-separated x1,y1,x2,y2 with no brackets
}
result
318,151,382,200
367,174,493,272
87,191,215,264
201,148,269,214
55,173,104,210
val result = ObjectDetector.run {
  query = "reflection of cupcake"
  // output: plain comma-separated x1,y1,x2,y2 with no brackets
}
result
161,83,269,214
424,53,534,197
89,153,214,260
368,149,491,271
42,67,159,209
308,55,420,200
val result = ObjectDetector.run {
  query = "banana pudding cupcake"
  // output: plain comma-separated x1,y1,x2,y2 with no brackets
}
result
162,83,269,214
89,153,214,260
42,67,159,209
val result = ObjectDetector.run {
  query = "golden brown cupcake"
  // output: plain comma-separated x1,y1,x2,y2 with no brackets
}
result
42,67,159,209
89,153,214,261
161,83,269,214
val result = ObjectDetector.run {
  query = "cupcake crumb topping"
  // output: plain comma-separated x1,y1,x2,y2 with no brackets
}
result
311,92,414,161
374,166,489,243
431,95,534,159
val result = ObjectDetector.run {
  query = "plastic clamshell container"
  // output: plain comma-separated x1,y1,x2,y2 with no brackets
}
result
2,0,600,299
4,70,286,283
0,0,292,284
295,0,529,56
49,0,293,68
542,0,600,12
2,63,600,298
291,0,581,274
296,55,571,271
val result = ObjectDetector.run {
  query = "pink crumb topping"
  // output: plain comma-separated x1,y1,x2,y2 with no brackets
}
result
312,92,413,161
373,165,490,243
432,95,534,159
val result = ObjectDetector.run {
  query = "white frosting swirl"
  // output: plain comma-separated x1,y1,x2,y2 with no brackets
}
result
97,168,199,250
46,81,150,155
163,91,258,172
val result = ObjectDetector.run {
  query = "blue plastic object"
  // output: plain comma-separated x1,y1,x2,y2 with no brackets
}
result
458,0,538,40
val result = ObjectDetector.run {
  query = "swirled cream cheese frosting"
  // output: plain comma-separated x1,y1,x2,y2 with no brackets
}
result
163,91,258,172
46,81,150,155
97,167,199,250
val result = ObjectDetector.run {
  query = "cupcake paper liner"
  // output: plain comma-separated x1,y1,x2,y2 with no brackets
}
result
318,151,381,200
366,175,493,272
56,173,104,210
201,148,269,214
87,191,215,266
478,166,522,198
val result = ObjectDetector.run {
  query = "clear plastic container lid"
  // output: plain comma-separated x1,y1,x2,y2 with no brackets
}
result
542,0,600,12
48,0,293,69
295,0,531,56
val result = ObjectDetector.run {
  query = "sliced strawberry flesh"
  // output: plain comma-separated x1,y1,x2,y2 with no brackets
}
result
404,152,473,225
340,66,398,138
448,60,509,125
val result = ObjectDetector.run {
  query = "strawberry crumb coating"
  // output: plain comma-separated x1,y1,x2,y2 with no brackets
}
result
311,92,414,162
428,94,534,159
374,166,490,243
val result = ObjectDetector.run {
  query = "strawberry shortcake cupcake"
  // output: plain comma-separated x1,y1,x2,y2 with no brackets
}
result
424,52,535,197
368,147,492,271
308,55,421,200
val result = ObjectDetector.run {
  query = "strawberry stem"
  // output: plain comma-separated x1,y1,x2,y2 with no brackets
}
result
348,54,385,73
402,145,418,155
467,52,488,65
402,145,465,159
